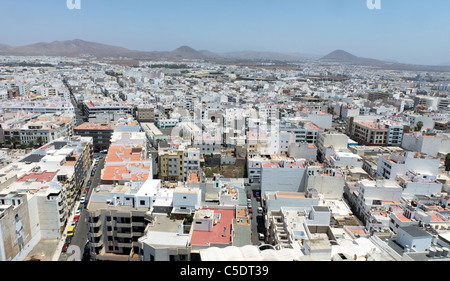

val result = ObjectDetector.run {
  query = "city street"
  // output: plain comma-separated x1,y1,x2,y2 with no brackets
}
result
58,154,105,261
245,183,265,245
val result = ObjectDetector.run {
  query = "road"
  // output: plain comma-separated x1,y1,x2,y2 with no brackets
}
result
58,153,106,261
64,78,86,126
245,183,264,245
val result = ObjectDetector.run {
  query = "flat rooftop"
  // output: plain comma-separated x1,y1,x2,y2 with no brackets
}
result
190,208,235,246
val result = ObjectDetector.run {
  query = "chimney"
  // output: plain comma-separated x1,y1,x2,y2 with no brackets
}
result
223,226,227,237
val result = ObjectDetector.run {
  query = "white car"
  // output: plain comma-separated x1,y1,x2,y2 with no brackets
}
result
80,196,86,204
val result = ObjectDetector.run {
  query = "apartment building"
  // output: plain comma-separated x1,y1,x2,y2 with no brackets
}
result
396,171,443,198
401,132,449,157
86,179,167,261
259,155,307,193
0,191,40,261
74,122,116,152
267,205,332,259
182,147,201,181
136,104,158,122
0,98,74,114
158,149,184,182
0,111,41,145
350,120,389,146
18,112,75,145
101,143,152,185
140,122,168,148
377,151,440,180
137,213,191,261
83,99,133,119
0,157,84,260
279,120,323,144
347,179,403,225
317,132,349,162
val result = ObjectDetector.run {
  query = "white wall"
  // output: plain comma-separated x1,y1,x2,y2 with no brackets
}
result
261,167,306,193
402,182,443,197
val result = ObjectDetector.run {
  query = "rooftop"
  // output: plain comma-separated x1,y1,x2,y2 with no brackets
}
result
190,208,235,246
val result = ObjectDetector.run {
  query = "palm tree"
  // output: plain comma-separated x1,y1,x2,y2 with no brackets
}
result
36,136,44,147
28,141,35,149
10,136,19,149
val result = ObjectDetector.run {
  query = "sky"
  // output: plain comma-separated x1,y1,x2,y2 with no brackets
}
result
1,0,449,65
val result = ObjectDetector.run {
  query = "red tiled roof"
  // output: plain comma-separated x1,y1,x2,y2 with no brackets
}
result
190,208,235,246
18,170,59,182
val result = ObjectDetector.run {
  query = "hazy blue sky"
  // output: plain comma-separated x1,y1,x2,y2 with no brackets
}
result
1,0,449,65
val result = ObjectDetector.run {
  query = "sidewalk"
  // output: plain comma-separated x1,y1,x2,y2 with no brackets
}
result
51,200,82,261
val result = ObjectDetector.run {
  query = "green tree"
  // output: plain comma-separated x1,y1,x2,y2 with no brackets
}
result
416,121,424,131
36,136,44,147
10,136,19,149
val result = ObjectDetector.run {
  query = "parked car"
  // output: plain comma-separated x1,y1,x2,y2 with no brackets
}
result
80,196,86,203
73,215,80,222
62,243,70,253
67,226,75,237
247,193,251,199
258,233,265,240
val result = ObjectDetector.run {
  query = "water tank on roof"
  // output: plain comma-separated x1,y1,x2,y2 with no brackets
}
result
441,247,449,258
428,247,436,258
435,247,443,258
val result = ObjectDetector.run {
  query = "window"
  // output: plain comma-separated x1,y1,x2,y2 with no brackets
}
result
140,200,146,205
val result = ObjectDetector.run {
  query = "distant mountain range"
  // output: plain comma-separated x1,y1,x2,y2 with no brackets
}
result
0,39,318,61
0,39,449,71
319,49,450,72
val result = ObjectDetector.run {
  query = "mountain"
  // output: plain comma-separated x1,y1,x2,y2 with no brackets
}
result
220,50,308,61
320,50,450,72
320,50,387,66
0,39,141,57
0,39,219,60
170,45,215,59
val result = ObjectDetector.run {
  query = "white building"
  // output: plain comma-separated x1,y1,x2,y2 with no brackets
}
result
377,152,440,180
172,186,202,214
401,132,447,157
260,157,307,194
317,132,349,162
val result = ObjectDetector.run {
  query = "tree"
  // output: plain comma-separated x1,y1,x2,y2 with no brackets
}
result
36,136,44,147
416,121,424,131
10,136,19,149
